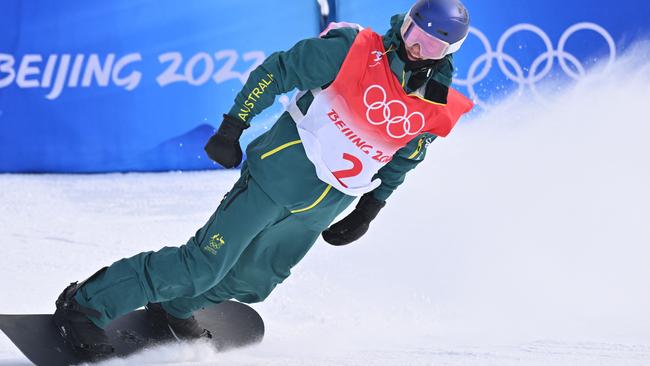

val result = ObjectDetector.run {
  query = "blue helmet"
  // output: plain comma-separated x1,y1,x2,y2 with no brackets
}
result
401,0,470,59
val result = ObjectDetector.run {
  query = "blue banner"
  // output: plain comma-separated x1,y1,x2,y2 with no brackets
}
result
0,0,321,172
1,1,649,172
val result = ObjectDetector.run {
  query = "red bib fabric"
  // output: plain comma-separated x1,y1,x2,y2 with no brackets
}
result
293,28,473,195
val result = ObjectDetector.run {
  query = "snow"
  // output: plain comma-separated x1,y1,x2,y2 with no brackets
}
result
2,47,650,365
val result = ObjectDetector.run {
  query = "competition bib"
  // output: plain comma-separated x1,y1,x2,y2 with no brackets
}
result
291,28,473,196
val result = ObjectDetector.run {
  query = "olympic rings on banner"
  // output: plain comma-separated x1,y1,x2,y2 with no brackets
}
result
453,22,617,108
363,84,426,139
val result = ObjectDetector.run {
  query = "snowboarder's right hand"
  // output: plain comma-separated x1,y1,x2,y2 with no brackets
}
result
322,193,386,246
204,114,246,168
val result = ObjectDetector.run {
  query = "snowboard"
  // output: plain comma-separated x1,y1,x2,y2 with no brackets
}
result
0,300,264,366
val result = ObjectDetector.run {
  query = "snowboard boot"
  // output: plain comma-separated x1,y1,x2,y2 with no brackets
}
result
53,268,114,359
145,303,212,340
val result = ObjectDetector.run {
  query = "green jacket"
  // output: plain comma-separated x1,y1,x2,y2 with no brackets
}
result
226,14,454,227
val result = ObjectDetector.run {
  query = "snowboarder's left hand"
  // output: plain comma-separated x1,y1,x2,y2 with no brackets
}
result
204,114,246,168
322,193,385,246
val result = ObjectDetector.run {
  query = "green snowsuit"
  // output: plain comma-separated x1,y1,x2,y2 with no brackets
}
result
75,15,455,327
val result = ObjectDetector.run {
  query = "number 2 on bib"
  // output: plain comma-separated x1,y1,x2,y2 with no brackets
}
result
332,153,363,188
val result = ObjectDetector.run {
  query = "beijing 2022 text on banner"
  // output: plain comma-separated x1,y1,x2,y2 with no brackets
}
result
1,0,649,172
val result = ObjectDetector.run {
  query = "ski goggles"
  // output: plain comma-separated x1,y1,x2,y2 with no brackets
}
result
400,13,467,60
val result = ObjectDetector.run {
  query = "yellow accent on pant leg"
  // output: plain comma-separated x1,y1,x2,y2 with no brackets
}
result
260,140,302,160
408,138,424,159
290,185,332,214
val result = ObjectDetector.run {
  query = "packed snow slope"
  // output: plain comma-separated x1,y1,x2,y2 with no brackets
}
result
1,46,650,365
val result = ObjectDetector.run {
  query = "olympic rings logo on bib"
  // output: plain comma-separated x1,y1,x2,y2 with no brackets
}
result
363,84,426,139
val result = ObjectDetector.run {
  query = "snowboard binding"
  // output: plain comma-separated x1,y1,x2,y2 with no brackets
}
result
145,302,212,340
52,268,115,360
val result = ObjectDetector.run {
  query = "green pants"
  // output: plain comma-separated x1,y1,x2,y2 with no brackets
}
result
75,166,350,328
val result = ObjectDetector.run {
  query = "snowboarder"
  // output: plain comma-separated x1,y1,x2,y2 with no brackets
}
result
53,0,473,357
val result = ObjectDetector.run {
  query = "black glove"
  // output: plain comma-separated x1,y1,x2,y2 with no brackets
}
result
204,114,246,168
322,193,386,246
